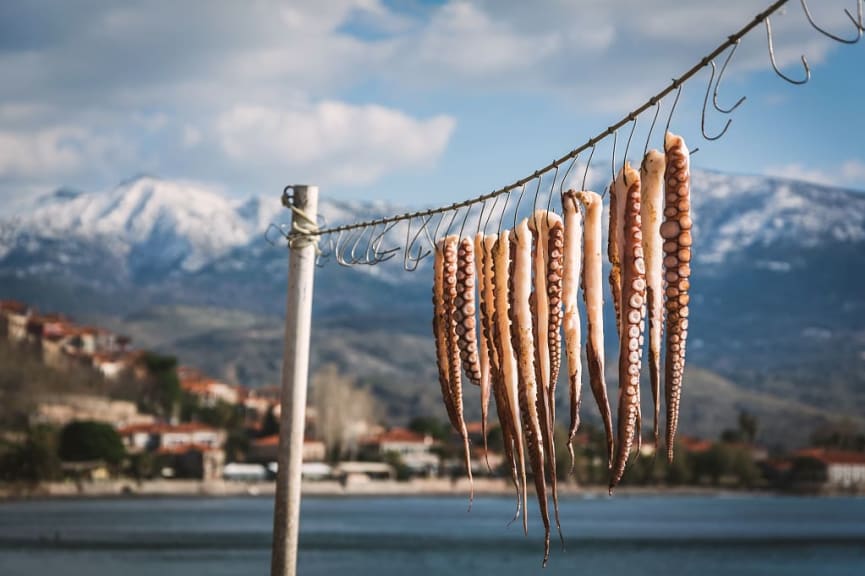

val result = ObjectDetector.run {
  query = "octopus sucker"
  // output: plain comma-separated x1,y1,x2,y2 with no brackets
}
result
663,132,692,463
575,190,615,467
474,233,494,471
610,163,646,491
527,211,564,547
510,220,551,566
455,238,483,388
561,193,583,469
493,232,528,534
442,235,474,506
641,150,666,451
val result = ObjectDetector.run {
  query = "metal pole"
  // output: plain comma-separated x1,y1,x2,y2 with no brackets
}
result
271,185,318,576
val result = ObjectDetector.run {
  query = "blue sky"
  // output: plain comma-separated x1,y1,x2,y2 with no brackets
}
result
0,0,863,210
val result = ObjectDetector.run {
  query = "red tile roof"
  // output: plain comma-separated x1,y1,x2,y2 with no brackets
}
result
363,427,430,445
251,434,320,448
794,448,865,465
0,300,27,314
678,436,713,454
156,443,219,455
118,423,218,435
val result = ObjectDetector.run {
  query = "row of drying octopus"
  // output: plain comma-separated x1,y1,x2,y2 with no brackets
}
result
432,132,692,566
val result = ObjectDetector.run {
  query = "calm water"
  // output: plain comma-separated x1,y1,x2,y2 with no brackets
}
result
1,494,863,575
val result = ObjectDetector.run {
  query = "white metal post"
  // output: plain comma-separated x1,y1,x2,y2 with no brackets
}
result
271,185,319,576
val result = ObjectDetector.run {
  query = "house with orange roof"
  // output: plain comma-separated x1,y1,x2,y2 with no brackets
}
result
0,300,28,340
360,427,439,476
248,434,326,463
178,366,240,406
790,448,865,492
118,422,226,454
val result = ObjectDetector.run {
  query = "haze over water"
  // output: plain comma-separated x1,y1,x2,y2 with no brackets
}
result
1,495,864,576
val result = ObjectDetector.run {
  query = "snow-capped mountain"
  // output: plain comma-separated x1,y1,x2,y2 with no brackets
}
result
2,172,864,443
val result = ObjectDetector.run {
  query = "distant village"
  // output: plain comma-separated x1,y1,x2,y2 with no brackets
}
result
1,299,864,495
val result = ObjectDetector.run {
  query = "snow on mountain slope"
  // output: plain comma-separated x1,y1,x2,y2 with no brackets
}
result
4,171,865,279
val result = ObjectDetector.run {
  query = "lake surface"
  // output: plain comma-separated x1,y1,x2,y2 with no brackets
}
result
1,494,863,575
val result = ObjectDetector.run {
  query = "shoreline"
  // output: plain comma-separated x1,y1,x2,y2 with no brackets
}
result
0,478,849,502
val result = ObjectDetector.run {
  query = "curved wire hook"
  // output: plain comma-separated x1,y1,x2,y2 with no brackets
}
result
701,61,733,141
602,130,618,199
475,198,487,238
664,83,683,142
369,221,400,264
404,215,434,271
765,17,810,85
545,164,560,222
443,207,460,238
714,41,747,114
622,116,638,185
264,223,289,247
512,183,527,230
800,0,863,44
642,100,661,160
334,229,351,267
484,194,501,236
458,202,474,240
559,152,579,197
348,225,372,265
581,144,596,191
498,189,512,235
530,175,545,231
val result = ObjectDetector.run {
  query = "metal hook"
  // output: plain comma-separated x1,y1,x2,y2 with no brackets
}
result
498,189,512,235
484,194,500,236
701,61,733,141
458,202,473,240
370,221,400,264
546,163,560,217
765,17,810,85
404,215,433,271
348,225,371,265
559,152,579,198
603,130,618,199
475,199,487,238
581,144,596,191
642,100,661,160
664,84,683,142
800,0,863,44
264,223,289,247
443,208,460,238
713,41,747,114
531,175,545,231
512,183,527,229
334,230,351,267
622,116,637,185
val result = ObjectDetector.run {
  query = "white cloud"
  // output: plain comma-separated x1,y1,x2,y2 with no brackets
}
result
215,101,456,185
765,160,865,189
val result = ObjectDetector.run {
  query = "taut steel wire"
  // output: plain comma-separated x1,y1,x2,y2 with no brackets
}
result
280,0,864,269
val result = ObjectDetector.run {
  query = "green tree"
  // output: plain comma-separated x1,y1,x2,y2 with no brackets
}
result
0,426,61,483
141,352,181,417
737,411,758,444
59,420,125,466
260,406,279,437
408,416,451,443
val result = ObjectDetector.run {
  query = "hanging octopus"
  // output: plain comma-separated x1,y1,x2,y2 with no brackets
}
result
641,150,666,449
510,220,551,567
561,193,583,468
662,132,692,463
492,231,528,533
528,210,564,548
610,163,646,491
435,235,474,504
474,233,494,470
572,190,615,467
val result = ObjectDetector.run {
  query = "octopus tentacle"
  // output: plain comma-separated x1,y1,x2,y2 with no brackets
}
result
493,232,528,534
442,235,474,506
528,211,564,548
610,164,646,491
475,233,494,471
455,238,483,387
641,150,666,450
561,193,583,469
433,242,459,432
575,190,615,467
511,220,551,567
608,182,624,336
662,132,692,463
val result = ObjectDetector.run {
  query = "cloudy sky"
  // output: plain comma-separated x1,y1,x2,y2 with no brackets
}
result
0,0,863,210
